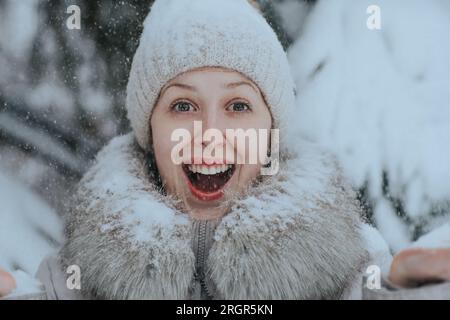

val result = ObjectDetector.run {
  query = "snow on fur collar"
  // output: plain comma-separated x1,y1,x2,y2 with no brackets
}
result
60,133,369,299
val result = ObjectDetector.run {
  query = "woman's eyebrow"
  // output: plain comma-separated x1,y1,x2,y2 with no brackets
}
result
161,83,196,96
225,81,259,94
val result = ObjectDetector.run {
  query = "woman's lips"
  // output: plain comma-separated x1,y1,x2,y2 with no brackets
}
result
185,178,225,201
182,164,235,201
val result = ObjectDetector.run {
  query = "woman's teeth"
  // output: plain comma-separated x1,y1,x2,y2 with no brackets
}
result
187,164,232,175
183,163,236,199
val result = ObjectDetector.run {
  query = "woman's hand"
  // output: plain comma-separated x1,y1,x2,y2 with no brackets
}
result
0,268,16,297
389,248,450,288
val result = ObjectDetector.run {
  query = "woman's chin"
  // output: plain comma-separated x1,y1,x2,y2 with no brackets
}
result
183,189,233,220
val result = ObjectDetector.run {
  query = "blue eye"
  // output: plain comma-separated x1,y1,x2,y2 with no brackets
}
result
228,102,251,112
172,101,195,112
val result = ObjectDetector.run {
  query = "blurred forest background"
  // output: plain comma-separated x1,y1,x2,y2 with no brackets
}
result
0,0,296,209
1,0,450,275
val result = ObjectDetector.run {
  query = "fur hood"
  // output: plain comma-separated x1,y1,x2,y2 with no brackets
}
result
60,133,370,299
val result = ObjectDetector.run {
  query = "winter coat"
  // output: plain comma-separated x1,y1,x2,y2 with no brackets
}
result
13,133,450,300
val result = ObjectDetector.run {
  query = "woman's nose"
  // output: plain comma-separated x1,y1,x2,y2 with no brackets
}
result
198,108,228,149
201,108,225,133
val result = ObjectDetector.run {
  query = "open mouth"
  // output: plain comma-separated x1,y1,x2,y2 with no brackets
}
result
182,164,236,201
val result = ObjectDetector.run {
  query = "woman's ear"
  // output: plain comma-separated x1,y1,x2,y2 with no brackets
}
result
148,124,153,150
145,122,163,188
262,127,273,168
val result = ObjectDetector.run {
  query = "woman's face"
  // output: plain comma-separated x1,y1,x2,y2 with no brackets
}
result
151,67,272,220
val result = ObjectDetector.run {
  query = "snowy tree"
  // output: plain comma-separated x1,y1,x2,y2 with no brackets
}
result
0,0,154,208
283,0,450,251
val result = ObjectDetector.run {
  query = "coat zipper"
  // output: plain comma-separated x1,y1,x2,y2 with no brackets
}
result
192,219,218,299
195,219,212,299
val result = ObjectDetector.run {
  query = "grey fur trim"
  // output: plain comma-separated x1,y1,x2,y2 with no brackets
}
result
60,133,368,299
210,144,368,299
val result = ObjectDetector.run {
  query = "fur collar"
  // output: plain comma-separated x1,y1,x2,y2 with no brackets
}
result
60,133,368,299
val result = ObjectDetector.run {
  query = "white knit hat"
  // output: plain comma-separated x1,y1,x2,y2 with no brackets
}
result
126,0,296,152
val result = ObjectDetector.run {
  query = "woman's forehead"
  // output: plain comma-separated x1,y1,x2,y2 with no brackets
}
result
162,67,260,94
170,67,253,84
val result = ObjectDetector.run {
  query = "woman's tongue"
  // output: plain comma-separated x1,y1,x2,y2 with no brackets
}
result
190,171,228,193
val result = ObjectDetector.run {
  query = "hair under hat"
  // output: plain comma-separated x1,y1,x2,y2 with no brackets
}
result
126,0,296,151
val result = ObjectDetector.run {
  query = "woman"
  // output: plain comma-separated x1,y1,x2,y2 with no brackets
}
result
1,0,450,300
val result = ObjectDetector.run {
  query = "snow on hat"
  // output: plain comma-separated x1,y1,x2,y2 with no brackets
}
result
126,0,296,151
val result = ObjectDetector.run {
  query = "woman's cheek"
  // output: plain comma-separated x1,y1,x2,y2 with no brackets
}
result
151,124,176,167
236,164,262,191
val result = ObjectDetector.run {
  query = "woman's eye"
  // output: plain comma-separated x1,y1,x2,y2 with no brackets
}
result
172,102,195,112
227,102,250,112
